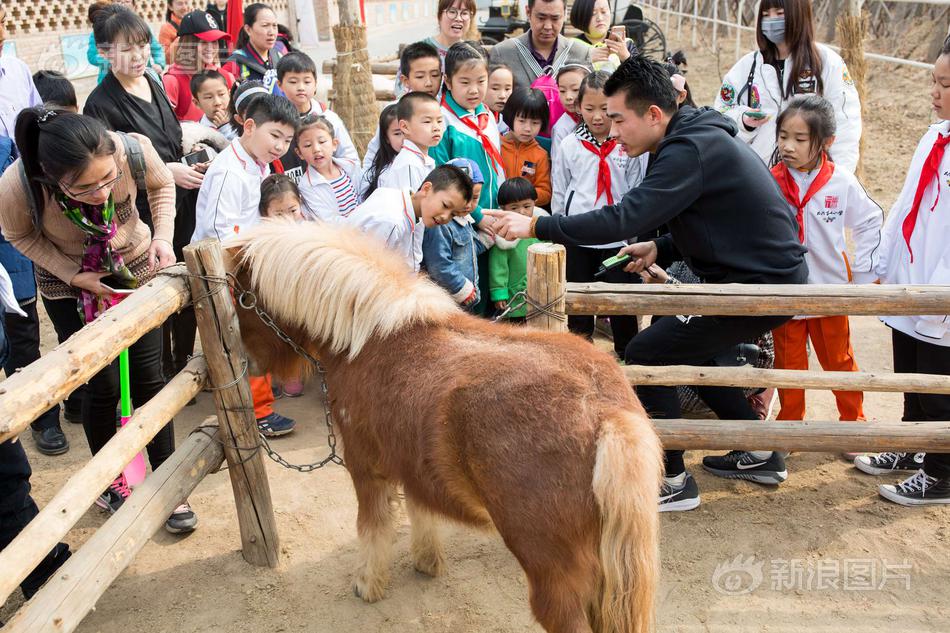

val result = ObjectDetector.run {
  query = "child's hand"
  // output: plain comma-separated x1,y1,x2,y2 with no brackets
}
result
495,300,508,311
211,109,230,127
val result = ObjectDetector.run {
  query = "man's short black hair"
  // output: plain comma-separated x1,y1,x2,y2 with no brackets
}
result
422,165,474,201
396,91,439,121
604,55,678,116
399,41,441,78
244,93,301,131
527,0,565,11
32,70,77,109
276,51,318,82
190,69,229,97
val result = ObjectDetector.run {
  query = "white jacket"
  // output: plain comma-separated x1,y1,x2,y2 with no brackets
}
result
551,131,648,249
549,114,579,164
377,140,434,191
775,162,882,320
878,121,950,346
192,139,268,243
346,187,424,272
299,158,362,222
714,44,862,174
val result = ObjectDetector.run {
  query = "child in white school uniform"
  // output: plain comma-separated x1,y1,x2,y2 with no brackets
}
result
377,92,443,191
192,93,299,242
852,37,950,506
359,103,403,201
346,165,473,272
295,115,362,221
550,63,592,163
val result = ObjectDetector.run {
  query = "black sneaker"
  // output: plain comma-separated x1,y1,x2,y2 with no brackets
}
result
95,474,131,514
165,501,198,533
878,469,950,506
854,452,926,475
659,472,701,512
702,450,788,485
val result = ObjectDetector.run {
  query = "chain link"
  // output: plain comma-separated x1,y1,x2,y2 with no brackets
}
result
491,290,568,324
162,269,344,472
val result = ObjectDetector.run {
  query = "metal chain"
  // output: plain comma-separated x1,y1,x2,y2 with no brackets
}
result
161,269,344,472
491,290,568,324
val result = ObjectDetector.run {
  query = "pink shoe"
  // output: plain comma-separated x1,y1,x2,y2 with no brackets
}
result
282,379,304,398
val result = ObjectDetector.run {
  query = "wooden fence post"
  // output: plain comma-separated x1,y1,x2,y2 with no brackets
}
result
526,243,568,332
184,240,280,568
837,0,868,178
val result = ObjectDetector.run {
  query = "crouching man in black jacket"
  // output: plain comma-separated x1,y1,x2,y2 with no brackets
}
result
486,55,809,512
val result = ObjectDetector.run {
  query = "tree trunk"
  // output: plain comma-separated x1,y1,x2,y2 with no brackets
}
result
836,0,868,178
332,0,379,156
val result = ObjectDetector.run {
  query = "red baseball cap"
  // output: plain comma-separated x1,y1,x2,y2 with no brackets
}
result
177,11,232,42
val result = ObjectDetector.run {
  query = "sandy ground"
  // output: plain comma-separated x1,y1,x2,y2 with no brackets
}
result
3,37,950,633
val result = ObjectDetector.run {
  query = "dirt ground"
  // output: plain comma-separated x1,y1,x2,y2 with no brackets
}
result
3,40,949,633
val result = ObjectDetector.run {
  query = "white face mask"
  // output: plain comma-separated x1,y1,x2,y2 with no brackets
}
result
761,16,785,44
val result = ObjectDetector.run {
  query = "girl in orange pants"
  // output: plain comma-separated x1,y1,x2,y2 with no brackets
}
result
773,316,864,421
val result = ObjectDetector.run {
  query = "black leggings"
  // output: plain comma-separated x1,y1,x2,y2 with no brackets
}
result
566,244,640,359
42,296,174,471
892,328,950,479
625,313,791,476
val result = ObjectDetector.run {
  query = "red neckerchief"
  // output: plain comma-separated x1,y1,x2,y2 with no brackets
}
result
442,93,503,173
902,133,950,262
579,138,619,205
770,153,835,244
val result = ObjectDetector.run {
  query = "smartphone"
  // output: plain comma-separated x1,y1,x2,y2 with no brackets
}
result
744,109,769,120
182,147,215,166
100,274,136,295
610,25,626,41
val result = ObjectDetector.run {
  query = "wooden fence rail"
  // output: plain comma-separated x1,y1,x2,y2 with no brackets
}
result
0,265,192,443
0,356,208,607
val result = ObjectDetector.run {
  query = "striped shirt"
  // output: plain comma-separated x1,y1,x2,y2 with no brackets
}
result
330,171,359,217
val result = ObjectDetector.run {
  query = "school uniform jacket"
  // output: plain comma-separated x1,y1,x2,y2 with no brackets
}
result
298,158,362,222
550,113,580,164
430,93,505,211
378,140,434,191
714,43,862,174
776,160,882,286
878,121,950,345
346,187,424,272
192,139,269,242
551,128,648,249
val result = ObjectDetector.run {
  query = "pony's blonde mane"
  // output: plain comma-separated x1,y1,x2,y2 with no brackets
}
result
230,219,458,359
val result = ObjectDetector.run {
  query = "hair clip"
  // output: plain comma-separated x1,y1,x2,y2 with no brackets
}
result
37,109,58,124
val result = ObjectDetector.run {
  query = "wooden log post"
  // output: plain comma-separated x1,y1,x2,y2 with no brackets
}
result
0,357,208,606
331,0,379,156
526,243,568,332
0,265,191,443
184,240,280,568
3,426,225,633
837,0,868,178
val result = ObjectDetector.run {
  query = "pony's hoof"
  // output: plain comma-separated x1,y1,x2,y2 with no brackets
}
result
412,550,445,577
353,575,387,603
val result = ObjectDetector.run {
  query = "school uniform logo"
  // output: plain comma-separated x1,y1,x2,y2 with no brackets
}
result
521,161,536,177
720,83,736,105
818,196,843,222
842,67,854,86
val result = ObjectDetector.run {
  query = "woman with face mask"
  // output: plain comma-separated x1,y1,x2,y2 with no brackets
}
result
713,0,862,173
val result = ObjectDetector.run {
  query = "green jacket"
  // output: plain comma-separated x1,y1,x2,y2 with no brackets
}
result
489,235,540,318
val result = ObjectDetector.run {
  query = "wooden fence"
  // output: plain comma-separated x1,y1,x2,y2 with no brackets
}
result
0,240,279,632
524,243,950,453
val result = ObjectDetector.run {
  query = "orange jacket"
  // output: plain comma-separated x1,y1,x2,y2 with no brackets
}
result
500,135,551,207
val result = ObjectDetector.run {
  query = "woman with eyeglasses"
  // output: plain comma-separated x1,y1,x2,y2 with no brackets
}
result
426,0,478,66
0,108,197,534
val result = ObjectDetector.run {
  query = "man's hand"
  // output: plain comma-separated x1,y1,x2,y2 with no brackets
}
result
482,209,533,240
617,241,658,273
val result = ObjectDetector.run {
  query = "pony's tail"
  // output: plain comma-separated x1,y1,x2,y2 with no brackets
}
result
591,408,664,633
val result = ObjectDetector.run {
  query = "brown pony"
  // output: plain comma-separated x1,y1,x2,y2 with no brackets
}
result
226,220,663,633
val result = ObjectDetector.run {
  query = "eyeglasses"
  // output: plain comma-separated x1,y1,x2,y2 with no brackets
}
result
61,168,124,199
445,8,473,19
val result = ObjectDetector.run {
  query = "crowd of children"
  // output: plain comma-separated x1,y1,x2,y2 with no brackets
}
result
5,0,949,520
